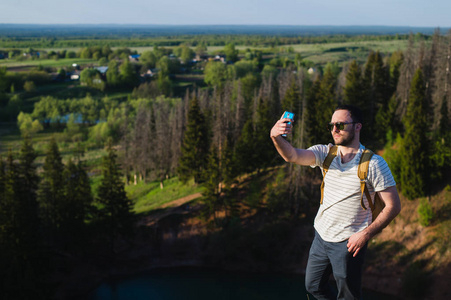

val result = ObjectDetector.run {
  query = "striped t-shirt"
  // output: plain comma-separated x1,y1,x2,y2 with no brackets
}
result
308,143,396,242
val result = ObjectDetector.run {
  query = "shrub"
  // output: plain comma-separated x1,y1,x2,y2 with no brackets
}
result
23,80,36,92
417,198,434,227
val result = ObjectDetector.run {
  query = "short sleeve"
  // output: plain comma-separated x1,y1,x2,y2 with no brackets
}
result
307,144,333,168
367,154,396,192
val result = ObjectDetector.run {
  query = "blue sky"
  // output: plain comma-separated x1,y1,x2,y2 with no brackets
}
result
1,0,450,27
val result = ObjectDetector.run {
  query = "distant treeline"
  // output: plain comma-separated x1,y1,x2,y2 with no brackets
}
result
0,24,447,37
0,31,432,49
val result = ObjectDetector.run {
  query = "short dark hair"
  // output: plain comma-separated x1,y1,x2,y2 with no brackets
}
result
334,105,364,124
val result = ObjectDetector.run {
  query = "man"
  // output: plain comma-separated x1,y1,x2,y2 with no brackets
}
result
270,105,401,300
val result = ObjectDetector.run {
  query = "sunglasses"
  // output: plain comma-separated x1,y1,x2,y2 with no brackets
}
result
328,122,356,131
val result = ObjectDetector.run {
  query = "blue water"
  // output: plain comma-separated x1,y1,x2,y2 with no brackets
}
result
88,267,399,300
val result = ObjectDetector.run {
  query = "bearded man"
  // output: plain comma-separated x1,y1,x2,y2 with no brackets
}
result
270,105,401,300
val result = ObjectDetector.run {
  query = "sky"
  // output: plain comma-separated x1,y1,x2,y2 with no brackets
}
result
1,0,451,27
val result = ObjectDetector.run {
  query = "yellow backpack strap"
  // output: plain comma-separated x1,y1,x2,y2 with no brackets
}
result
320,145,338,205
357,148,375,211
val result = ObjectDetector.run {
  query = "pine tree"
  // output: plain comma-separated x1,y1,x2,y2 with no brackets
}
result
235,119,257,174
281,78,301,115
202,137,238,226
430,96,451,181
308,65,337,145
0,153,23,299
1,139,42,299
97,140,134,250
254,96,278,171
178,96,209,183
16,136,40,255
61,159,93,243
0,152,17,254
388,51,404,96
306,77,323,145
399,68,429,199
363,51,390,145
343,60,366,108
201,144,221,222
37,137,65,232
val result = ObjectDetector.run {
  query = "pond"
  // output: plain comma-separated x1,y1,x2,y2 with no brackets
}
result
88,267,400,300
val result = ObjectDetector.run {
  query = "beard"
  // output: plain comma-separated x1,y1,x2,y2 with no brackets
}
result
333,128,355,146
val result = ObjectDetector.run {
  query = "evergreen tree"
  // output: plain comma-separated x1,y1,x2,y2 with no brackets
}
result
97,140,134,250
281,78,301,116
343,60,366,108
61,159,93,243
235,119,257,174
37,138,65,232
0,153,17,254
221,137,239,219
254,96,278,171
306,77,323,145
399,68,429,199
202,138,238,226
430,96,451,181
388,51,404,96
1,139,42,299
16,136,40,255
0,153,21,299
201,144,221,222
363,51,390,145
178,96,209,183
308,65,337,145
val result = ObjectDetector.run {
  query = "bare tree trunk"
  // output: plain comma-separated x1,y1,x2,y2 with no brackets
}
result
396,33,417,120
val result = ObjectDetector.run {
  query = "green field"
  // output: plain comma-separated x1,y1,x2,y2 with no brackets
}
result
129,177,204,215
0,39,411,70
0,58,97,69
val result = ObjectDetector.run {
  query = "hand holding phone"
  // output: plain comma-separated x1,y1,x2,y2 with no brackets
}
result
281,111,294,137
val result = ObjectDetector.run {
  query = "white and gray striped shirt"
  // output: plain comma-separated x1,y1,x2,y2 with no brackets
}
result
308,143,396,242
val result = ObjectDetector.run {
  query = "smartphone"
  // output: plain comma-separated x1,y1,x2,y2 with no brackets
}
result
281,111,294,137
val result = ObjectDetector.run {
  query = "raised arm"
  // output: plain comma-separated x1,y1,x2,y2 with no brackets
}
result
270,118,316,166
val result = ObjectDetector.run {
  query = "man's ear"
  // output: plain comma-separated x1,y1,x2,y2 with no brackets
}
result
355,123,363,131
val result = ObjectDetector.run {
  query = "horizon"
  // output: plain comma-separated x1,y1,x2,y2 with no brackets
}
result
0,24,447,38
0,24,448,28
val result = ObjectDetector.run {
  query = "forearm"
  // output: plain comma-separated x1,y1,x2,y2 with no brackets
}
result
271,136,314,166
364,204,400,239
271,135,297,162
363,187,401,239
270,118,315,166
347,186,401,257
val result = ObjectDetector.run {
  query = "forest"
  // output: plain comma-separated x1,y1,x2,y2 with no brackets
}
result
0,27,450,299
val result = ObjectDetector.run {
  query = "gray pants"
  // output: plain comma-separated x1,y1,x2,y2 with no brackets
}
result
305,231,367,300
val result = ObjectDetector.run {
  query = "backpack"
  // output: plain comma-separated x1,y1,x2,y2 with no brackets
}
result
320,145,385,222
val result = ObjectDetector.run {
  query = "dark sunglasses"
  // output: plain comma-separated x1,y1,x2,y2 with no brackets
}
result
328,122,356,131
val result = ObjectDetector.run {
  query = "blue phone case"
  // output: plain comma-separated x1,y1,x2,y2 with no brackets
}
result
282,111,294,137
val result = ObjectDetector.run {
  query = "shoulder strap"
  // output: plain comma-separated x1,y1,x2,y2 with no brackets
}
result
320,145,338,205
358,148,375,211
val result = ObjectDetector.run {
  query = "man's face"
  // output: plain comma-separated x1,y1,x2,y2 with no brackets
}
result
330,109,357,146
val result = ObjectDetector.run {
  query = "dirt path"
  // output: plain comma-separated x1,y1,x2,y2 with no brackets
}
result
159,192,203,209
138,192,203,226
